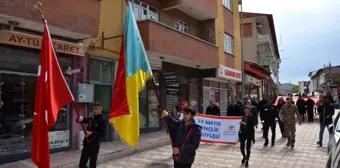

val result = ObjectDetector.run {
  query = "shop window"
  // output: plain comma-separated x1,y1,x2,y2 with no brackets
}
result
0,53,72,156
203,80,210,87
94,85,112,114
89,58,115,84
175,19,189,33
132,0,159,22
139,88,147,128
211,81,220,88
148,90,159,127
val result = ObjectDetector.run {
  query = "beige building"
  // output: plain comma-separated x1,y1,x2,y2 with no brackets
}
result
238,12,280,99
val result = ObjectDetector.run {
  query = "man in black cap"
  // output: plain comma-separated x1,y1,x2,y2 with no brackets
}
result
77,102,105,168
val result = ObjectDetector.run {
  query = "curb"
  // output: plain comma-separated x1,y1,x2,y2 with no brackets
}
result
58,138,171,168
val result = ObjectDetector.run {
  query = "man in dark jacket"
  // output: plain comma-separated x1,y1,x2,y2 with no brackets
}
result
205,99,221,116
77,102,105,168
296,96,306,121
305,97,315,122
227,96,242,116
245,100,257,143
261,99,279,147
239,105,255,168
161,107,201,168
317,96,335,147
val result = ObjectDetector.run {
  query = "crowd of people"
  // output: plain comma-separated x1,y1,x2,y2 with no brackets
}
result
203,92,336,167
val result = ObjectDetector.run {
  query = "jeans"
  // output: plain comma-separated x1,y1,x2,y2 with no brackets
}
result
240,134,252,161
79,143,100,168
319,124,329,144
263,123,276,143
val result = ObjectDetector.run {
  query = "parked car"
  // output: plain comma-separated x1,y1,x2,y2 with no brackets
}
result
326,139,340,168
328,112,340,153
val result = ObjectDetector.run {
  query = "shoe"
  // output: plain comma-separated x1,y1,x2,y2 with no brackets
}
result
245,161,249,167
264,142,268,147
271,142,275,147
253,140,255,144
286,142,291,147
317,141,322,147
291,145,295,149
241,158,246,164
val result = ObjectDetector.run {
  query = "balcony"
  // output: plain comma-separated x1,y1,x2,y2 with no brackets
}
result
0,0,100,39
138,20,219,68
160,0,217,20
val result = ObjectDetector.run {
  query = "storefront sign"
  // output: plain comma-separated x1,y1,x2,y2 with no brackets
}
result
217,65,242,82
49,130,70,149
164,72,179,95
0,31,85,56
194,114,242,144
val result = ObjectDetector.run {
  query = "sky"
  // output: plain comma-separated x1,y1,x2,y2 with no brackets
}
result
242,0,340,84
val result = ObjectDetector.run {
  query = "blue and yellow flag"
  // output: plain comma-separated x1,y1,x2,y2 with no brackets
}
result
109,2,152,148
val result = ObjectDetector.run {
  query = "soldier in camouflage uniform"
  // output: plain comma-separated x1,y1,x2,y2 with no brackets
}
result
279,97,302,149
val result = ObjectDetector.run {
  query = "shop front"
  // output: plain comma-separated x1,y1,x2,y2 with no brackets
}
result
237,61,271,101
162,62,202,114
203,65,242,116
0,30,85,164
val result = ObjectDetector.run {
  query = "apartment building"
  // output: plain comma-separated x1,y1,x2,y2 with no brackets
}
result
0,0,101,164
308,65,340,94
240,12,280,100
85,0,242,128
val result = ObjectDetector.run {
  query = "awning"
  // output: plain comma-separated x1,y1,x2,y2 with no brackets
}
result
244,61,270,80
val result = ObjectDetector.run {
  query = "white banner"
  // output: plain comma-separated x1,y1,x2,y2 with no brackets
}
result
49,130,70,149
194,114,242,144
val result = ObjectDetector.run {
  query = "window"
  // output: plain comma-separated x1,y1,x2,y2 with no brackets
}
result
224,34,234,54
175,19,189,33
89,58,115,84
132,0,159,21
223,0,232,11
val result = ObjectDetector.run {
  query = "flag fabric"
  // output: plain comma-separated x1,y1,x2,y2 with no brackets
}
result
31,20,74,168
109,2,153,148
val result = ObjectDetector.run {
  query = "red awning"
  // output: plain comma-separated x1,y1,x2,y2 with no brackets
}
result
244,63,270,80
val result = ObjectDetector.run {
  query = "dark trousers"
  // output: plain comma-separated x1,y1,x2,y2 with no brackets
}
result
79,143,100,168
300,111,305,121
307,109,314,122
174,161,192,168
278,119,285,137
263,123,276,143
240,134,252,161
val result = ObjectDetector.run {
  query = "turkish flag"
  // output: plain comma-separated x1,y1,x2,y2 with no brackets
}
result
31,20,74,168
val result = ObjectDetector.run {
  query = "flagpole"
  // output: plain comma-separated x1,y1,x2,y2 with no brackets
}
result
35,2,89,142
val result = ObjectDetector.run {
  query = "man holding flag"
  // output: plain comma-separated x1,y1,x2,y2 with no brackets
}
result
31,18,74,167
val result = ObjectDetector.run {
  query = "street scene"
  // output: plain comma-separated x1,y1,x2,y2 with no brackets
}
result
1,0,340,168
98,121,329,168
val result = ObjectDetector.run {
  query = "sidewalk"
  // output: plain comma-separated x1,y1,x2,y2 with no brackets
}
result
0,131,170,168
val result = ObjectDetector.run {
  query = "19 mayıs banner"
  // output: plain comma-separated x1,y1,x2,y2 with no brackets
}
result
194,114,242,145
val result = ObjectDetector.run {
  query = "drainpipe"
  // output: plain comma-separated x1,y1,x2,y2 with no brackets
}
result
240,0,245,103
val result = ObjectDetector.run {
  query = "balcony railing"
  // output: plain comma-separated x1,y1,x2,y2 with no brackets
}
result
137,20,219,67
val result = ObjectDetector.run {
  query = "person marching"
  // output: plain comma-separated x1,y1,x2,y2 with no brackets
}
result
77,102,105,168
205,98,221,116
161,107,201,168
261,99,279,147
258,95,268,131
245,100,257,143
305,96,315,122
277,97,286,139
239,105,255,168
280,97,301,149
227,96,242,116
317,95,335,147
296,95,306,122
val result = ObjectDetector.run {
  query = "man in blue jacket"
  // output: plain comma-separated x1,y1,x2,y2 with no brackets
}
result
161,107,202,168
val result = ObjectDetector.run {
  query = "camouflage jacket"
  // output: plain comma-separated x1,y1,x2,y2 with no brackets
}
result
280,104,301,124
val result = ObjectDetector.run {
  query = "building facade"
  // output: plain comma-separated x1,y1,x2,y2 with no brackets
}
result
308,65,340,94
240,12,280,100
0,0,101,164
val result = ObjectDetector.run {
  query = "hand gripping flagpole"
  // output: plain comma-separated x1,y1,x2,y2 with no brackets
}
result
35,2,89,142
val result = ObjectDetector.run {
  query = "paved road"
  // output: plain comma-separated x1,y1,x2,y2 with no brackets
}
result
98,121,329,168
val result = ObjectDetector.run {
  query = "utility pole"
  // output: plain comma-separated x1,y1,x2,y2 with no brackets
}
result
240,0,245,103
